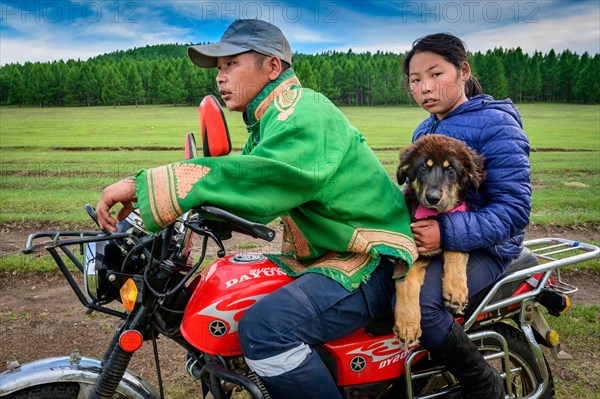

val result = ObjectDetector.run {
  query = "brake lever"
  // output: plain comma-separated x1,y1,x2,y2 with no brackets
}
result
185,220,226,258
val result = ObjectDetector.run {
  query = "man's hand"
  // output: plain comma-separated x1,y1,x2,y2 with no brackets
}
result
410,219,441,253
97,178,137,232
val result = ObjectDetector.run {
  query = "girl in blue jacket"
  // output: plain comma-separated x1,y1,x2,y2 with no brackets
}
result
402,33,531,398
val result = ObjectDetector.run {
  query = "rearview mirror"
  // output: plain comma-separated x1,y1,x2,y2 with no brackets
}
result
199,95,232,157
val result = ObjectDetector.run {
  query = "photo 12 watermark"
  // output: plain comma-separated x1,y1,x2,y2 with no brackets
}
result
0,1,139,23
194,1,339,23
398,1,539,24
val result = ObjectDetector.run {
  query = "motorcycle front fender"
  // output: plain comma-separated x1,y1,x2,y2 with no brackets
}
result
0,355,159,398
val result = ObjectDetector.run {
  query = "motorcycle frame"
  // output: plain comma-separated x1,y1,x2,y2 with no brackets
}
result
11,230,600,399
403,238,599,399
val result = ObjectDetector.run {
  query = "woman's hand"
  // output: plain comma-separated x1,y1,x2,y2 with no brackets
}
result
411,219,441,253
96,178,137,232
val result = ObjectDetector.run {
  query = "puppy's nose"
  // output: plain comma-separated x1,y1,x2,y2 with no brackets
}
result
425,192,441,205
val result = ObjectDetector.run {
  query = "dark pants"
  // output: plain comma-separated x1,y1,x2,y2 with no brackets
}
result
238,251,507,398
419,250,510,350
238,258,396,399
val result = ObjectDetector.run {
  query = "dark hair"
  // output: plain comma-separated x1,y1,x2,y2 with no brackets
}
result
402,33,482,98
253,51,291,71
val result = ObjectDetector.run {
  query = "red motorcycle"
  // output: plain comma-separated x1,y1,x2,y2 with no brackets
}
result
1,96,598,399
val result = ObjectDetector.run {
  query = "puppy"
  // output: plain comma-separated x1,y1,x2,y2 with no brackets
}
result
393,134,485,348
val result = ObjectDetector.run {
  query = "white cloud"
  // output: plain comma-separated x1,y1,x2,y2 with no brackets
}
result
462,10,600,55
299,2,600,56
1,0,597,65
1,37,110,64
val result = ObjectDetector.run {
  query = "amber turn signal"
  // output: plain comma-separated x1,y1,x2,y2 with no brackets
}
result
119,278,138,312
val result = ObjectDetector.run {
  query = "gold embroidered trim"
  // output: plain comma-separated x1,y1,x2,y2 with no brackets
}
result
281,215,311,258
275,88,302,121
254,76,301,121
347,228,418,260
173,163,211,199
278,251,371,275
147,165,183,229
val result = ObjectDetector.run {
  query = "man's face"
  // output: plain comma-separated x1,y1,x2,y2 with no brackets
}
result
216,52,272,112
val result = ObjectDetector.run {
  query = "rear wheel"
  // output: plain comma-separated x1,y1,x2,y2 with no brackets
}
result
480,323,554,399
393,323,554,398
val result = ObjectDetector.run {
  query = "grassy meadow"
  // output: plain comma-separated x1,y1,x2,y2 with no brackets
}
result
0,103,598,228
0,103,599,397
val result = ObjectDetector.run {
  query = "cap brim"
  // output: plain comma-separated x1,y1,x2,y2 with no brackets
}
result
188,43,250,68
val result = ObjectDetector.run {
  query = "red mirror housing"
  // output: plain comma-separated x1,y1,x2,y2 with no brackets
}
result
184,132,199,160
199,95,232,157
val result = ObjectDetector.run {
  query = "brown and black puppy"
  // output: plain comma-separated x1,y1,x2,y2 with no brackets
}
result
393,134,485,348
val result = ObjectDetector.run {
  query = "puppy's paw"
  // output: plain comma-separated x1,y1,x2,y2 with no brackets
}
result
444,297,468,315
442,278,468,315
393,308,421,349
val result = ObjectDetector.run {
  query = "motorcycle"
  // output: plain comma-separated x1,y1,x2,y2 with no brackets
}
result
1,96,598,399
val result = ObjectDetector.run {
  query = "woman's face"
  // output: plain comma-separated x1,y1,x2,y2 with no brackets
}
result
408,51,470,120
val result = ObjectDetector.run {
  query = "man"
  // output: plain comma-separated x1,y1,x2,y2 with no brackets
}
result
97,19,417,399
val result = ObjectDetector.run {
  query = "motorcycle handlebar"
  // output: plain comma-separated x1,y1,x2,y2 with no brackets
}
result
197,205,276,242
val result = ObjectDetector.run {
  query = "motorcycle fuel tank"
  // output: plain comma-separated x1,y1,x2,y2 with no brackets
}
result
181,254,293,356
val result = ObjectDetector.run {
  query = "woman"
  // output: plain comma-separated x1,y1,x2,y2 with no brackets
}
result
402,33,531,398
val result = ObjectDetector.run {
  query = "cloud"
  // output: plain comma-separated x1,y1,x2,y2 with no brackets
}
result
0,1,195,64
462,9,600,55
289,0,600,56
0,0,598,66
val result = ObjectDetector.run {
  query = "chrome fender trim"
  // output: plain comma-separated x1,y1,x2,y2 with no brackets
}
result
0,355,158,398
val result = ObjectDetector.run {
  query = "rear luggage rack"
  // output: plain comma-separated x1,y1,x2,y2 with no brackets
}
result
463,238,599,330
527,238,598,295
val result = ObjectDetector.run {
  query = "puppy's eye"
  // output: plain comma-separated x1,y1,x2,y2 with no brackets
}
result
445,166,456,175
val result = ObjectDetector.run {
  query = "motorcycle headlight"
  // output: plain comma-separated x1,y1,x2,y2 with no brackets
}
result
84,211,147,305
84,242,100,302
84,240,122,304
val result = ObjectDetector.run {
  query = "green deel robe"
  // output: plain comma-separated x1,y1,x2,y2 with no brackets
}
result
134,69,417,291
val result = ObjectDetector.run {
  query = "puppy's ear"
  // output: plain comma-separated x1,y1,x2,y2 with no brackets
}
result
397,145,415,184
467,149,486,190
397,163,410,185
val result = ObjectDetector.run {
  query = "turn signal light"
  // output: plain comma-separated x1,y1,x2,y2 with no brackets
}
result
120,278,138,312
562,295,571,313
539,289,571,317
546,330,560,347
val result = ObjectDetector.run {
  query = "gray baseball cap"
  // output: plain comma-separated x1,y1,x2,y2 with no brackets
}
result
188,19,293,68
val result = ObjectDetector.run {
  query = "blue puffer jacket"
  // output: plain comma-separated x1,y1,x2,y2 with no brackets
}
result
412,94,531,260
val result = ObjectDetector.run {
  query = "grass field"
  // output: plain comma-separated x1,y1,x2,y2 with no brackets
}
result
0,103,599,397
1,103,598,228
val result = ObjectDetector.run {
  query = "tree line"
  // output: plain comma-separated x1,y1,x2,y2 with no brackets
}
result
0,43,598,107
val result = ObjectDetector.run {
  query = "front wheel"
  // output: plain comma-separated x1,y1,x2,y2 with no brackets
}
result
0,356,156,399
4,382,130,399
5,382,83,399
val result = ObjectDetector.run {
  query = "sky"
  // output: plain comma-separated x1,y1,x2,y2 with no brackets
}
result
1,0,599,66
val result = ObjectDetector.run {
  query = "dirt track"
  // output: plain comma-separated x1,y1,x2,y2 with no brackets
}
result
1,226,598,397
